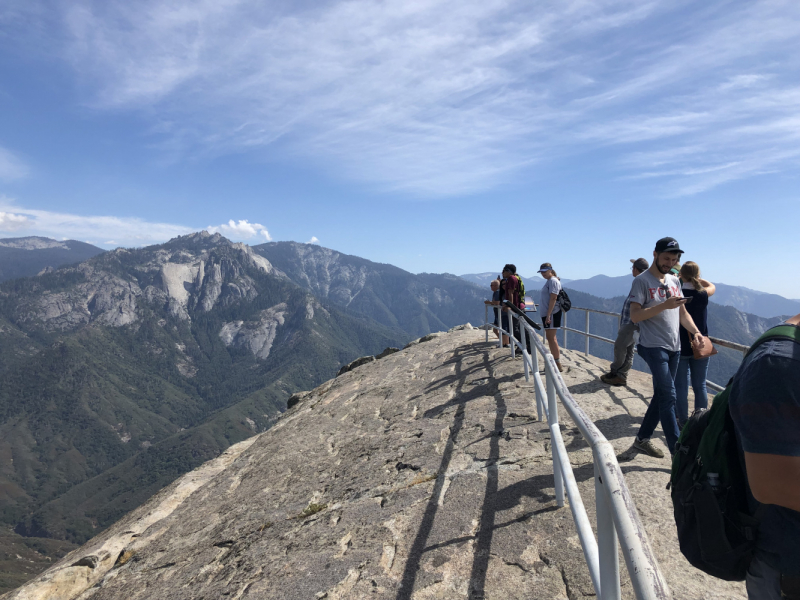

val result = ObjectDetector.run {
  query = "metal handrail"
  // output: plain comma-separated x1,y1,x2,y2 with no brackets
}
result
483,303,670,600
561,307,749,393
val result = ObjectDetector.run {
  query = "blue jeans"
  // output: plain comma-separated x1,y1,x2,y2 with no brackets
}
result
635,345,681,454
674,355,710,426
746,555,782,600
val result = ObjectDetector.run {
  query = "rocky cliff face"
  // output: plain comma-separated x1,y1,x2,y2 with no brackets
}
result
255,241,488,338
7,232,285,332
0,232,408,586
5,331,745,600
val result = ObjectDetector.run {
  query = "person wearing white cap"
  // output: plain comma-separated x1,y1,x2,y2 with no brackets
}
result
538,262,565,372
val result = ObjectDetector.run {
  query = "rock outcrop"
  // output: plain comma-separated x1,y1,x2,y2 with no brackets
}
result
13,232,286,331
4,330,745,600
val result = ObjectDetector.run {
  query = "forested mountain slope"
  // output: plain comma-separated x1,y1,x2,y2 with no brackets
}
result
255,241,488,338
0,232,406,591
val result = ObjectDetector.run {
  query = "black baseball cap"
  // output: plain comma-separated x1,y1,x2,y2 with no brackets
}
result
654,237,684,254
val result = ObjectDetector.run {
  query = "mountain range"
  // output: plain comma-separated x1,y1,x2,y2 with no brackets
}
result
0,235,790,593
460,272,800,319
0,237,104,283
0,234,489,593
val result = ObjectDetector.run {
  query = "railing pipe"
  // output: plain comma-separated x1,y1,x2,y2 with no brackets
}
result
484,304,489,343
495,306,502,349
546,367,565,507
550,417,602,594
531,343,543,421
596,457,621,600
585,310,590,356
521,318,530,382
499,314,672,599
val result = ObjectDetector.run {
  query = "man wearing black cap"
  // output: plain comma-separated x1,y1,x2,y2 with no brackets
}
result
600,257,649,387
628,237,705,459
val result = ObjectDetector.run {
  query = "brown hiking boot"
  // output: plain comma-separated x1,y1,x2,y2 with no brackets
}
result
633,437,665,459
600,373,627,386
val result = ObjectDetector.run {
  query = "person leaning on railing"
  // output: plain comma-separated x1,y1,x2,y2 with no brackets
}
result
484,278,501,340
600,257,649,387
675,261,716,428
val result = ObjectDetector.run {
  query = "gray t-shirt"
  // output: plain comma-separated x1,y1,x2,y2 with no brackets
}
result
541,277,562,315
628,271,683,351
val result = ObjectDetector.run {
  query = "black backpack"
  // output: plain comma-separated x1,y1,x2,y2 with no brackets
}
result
557,288,571,312
669,324,800,581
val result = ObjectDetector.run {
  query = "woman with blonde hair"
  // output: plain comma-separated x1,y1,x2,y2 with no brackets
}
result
676,261,716,427
538,262,565,372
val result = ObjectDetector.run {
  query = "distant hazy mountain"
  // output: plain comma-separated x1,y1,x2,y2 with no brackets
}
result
258,242,490,338
557,274,799,319
711,283,800,319
561,274,632,299
459,272,501,287
0,236,105,282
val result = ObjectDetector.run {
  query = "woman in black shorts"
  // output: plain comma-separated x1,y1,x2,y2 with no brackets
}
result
538,262,564,372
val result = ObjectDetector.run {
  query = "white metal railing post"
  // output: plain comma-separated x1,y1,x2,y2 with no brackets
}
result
495,307,502,349
522,321,530,382
547,368,565,507
595,456,621,600
510,312,516,358
585,310,590,356
532,342,543,421
485,304,489,342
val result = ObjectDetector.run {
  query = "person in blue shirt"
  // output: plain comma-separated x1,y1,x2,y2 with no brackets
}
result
674,261,716,428
729,313,800,599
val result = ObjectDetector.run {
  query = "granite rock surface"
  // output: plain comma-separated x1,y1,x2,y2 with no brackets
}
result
5,330,745,600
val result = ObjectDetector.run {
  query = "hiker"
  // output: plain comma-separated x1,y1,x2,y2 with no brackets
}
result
729,312,800,599
538,262,565,372
600,257,649,386
485,278,501,339
628,237,704,458
674,261,716,428
499,265,522,347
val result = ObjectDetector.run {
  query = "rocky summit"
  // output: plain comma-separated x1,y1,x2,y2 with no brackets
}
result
5,329,745,600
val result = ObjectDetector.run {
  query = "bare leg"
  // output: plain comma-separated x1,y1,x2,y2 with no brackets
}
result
546,329,560,362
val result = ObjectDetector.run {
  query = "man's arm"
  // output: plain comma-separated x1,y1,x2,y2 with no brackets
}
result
630,296,687,323
744,452,800,513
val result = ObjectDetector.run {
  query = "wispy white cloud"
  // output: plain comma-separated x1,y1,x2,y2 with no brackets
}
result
0,211,32,231
207,219,271,241
308,236,319,244
0,146,30,182
0,197,193,247
34,0,800,195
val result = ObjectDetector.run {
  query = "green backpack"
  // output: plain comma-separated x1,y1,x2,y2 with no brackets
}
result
669,324,800,581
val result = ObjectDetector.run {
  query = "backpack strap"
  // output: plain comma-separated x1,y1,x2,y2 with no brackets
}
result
744,324,800,359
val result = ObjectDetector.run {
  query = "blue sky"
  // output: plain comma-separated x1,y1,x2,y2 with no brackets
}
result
0,0,798,297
